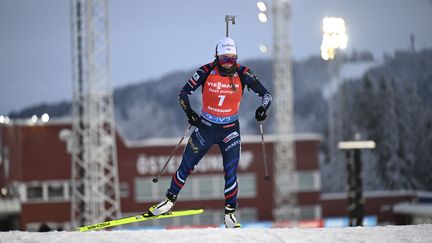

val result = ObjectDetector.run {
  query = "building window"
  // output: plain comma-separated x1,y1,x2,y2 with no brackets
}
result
156,177,172,199
135,177,172,202
26,185,43,200
135,178,153,202
23,181,70,202
119,182,129,198
238,208,258,223
199,211,216,225
296,171,321,192
47,183,64,199
134,173,257,203
237,173,256,197
178,213,195,226
197,176,214,198
179,179,193,199
299,205,321,219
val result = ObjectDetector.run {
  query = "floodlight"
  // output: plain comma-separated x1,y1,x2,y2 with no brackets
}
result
258,12,268,23
257,2,268,12
259,44,268,53
41,113,50,123
321,17,347,60
31,115,38,124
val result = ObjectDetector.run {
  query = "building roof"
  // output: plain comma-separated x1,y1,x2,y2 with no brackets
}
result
3,117,323,148
393,203,432,217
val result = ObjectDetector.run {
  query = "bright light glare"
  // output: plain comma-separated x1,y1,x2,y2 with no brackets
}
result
258,12,268,23
257,2,267,12
41,113,50,123
0,115,11,125
31,115,38,124
1,187,7,196
259,44,268,53
322,17,346,34
339,33,348,49
321,17,347,60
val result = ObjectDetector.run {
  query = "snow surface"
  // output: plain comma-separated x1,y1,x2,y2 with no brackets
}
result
1,224,431,243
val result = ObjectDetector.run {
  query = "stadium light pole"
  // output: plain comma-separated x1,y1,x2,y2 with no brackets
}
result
256,0,298,221
70,0,121,229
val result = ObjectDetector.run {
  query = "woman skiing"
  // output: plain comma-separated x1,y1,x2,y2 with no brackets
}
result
149,37,272,228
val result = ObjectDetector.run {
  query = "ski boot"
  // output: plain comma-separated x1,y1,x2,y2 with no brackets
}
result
224,205,241,228
148,193,177,216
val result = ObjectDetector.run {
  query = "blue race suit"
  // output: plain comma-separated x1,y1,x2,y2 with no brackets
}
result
167,61,272,209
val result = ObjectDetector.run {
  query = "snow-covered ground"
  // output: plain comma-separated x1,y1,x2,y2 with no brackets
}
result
1,224,431,243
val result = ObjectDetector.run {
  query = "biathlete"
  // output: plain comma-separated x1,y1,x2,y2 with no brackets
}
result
148,37,272,228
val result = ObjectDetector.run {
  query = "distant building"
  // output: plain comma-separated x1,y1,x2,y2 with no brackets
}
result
0,119,321,230
1,119,431,231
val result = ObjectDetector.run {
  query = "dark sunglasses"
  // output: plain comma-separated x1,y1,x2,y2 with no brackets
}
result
218,56,237,65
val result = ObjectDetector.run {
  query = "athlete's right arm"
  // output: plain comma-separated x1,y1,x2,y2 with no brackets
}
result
178,63,213,114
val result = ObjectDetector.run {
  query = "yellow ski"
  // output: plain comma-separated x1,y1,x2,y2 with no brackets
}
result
78,209,204,232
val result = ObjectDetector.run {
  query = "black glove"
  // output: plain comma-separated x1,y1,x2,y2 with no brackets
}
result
186,110,200,126
255,106,267,121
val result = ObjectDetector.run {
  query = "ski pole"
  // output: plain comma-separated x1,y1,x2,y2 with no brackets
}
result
259,121,270,181
152,125,192,183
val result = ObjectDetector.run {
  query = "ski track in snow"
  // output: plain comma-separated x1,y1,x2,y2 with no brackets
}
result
1,224,431,243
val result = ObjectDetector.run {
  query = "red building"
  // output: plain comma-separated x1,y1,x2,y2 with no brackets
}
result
0,120,321,230
2,120,430,231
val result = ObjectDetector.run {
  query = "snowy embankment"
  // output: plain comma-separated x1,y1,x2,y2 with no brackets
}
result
1,224,431,243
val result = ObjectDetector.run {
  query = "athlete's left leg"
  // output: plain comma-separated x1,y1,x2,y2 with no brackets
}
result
219,123,241,228
219,125,241,209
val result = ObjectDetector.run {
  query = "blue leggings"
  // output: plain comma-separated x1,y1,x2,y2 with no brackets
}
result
167,118,241,208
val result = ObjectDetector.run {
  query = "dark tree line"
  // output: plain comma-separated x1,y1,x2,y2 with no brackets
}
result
338,50,432,190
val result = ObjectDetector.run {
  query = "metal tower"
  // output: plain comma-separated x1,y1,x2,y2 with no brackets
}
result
272,0,298,221
70,0,121,228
